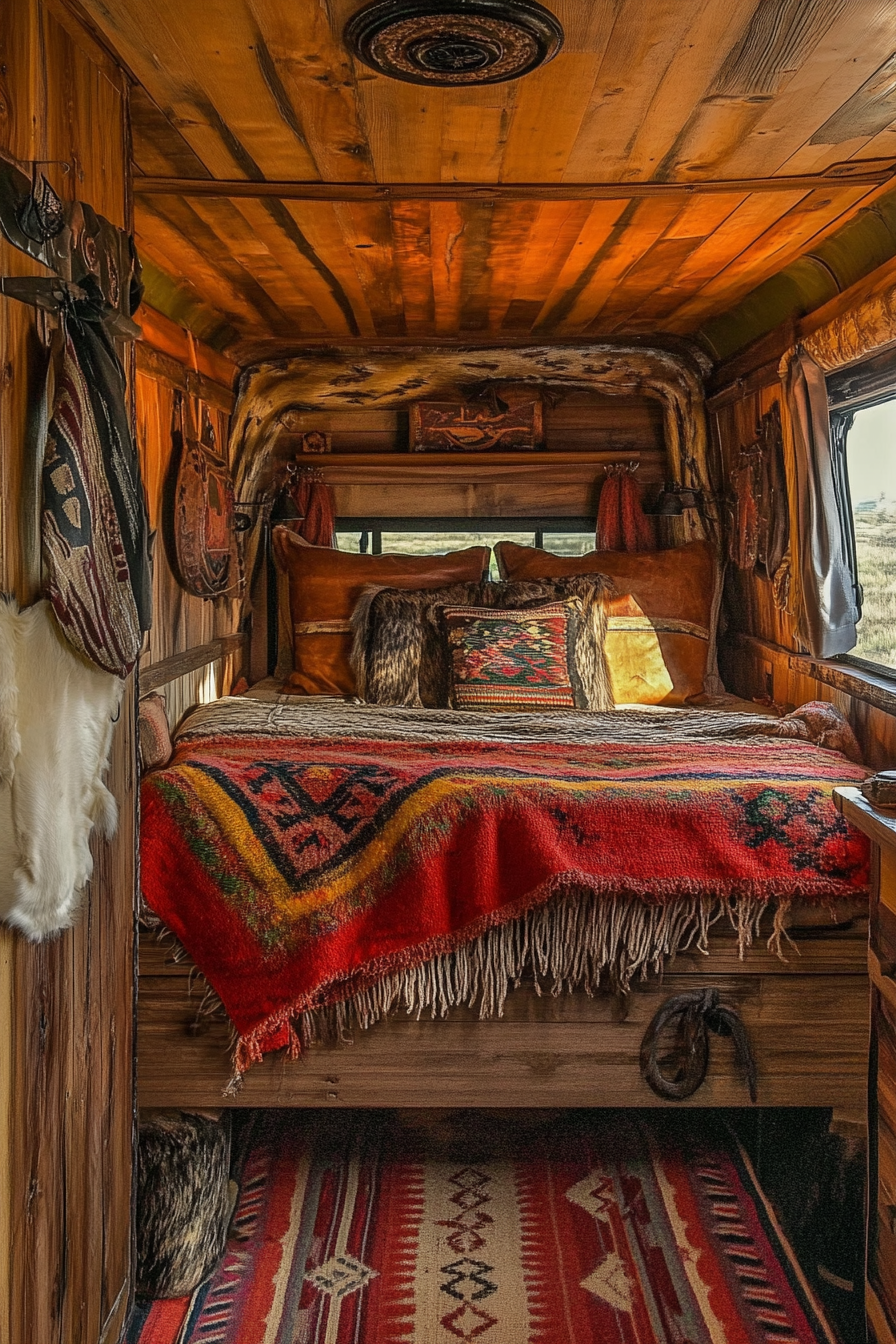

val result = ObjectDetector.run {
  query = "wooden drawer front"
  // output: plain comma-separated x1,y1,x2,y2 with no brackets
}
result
137,963,869,1110
872,853,896,972
874,990,896,1331
880,848,896,922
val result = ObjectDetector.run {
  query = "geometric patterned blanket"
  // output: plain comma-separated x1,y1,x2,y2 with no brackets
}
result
140,699,869,1076
127,1110,840,1343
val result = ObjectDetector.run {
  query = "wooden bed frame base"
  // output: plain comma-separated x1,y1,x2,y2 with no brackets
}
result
138,906,870,1118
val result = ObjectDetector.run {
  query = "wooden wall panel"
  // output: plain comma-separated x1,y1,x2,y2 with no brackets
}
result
0,4,135,1341
710,348,896,770
135,359,243,721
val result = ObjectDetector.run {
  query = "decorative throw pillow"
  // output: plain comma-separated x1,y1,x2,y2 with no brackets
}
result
272,528,490,697
137,693,172,771
442,601,586,711
351,574,616,710
136,1111,234,1299
493,539,716,706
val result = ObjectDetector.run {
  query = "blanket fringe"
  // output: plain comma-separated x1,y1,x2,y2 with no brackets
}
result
231,891,800,1082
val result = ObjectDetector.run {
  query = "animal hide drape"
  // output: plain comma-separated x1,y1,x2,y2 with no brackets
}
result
0,599,122,940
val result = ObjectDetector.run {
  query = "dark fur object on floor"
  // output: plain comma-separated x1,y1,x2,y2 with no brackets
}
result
351,574,616,709
136,1110,234,1299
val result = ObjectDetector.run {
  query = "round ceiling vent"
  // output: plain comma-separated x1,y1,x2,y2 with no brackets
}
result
344,0,563,87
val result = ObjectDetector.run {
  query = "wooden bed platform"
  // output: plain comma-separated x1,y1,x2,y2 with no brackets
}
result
137,903,870,1116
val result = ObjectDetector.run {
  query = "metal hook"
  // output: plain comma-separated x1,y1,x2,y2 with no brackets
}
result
26,159,73,174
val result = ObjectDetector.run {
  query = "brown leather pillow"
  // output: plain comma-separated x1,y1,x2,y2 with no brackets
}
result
272,528,490,696
493,539,716,705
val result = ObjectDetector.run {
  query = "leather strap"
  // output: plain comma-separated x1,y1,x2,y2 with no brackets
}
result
639,987,757,1102
607,616,710,641
294,620,352,635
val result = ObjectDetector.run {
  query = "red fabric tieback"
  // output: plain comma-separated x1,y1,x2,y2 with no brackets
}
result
596,471,622,550
287,467,336,547
596,465,655,552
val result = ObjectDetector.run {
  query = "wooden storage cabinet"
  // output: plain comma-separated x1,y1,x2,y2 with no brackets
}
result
835,790,896,1344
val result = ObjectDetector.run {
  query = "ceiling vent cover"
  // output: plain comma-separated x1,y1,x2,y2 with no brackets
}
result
344,0,563,86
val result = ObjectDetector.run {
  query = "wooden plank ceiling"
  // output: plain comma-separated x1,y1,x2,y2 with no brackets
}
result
74,0,896,359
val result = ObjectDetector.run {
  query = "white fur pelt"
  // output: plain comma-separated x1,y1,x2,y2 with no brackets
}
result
0,598,122,940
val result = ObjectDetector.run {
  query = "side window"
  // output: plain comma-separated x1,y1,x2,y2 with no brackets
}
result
838,398,896,671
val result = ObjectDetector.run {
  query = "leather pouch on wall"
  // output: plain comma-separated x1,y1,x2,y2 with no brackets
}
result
755,401,789,581
165,391,243,599
729,447,761,571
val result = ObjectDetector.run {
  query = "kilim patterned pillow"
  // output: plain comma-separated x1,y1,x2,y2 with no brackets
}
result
441,600,587,711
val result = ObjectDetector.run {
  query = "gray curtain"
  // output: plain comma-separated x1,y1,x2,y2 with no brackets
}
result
779,349,860,658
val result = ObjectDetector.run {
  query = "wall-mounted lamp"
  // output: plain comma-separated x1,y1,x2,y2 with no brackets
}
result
344,0,563,87
646,483,703,517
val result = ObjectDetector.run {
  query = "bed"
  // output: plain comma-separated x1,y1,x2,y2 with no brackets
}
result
137,689,871,1118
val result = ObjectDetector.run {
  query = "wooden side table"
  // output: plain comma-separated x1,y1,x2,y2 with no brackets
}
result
835,786,896,1344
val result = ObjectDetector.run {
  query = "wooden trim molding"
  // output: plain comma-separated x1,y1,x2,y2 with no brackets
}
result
867,1282,896,1344
135,344,234,413
139,634,245,693
729,632,896,718
137,305,238,388
134,165,896,202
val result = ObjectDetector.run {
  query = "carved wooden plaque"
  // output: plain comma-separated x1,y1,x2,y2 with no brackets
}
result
409,397,544,452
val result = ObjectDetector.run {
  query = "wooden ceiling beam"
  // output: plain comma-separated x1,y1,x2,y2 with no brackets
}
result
134,164,896,203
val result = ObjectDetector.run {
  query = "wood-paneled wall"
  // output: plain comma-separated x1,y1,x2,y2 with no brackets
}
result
710,344,896,769
274,392,666,458
0,3,135,1342
134,311,242,725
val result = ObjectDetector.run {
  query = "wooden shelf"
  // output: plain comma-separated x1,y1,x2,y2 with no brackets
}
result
315,452,641,519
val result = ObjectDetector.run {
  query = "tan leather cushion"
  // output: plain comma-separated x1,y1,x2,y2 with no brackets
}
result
494,539,716,705
273,528,490,696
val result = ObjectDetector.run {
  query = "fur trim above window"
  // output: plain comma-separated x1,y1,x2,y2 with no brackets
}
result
350,575,616,711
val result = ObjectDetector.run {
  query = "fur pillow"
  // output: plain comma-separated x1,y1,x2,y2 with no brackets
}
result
351,574,616,710
136,1111,235,1299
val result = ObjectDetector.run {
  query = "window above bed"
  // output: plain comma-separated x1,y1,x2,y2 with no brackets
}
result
334,516,596,580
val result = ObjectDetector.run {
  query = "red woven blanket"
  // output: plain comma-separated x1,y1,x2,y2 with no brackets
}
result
140,704,868,1073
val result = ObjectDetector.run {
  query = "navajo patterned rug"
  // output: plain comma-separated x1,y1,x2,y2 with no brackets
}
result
140,699,869,1078
126,1110,839,1344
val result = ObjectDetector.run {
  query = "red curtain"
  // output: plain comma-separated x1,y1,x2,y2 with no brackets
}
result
596,465,655,552
286,466,336,547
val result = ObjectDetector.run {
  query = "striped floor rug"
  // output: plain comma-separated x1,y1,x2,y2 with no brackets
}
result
127,1109,838,1344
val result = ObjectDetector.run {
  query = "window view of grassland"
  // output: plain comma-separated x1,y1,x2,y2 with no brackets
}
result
847,400,896,670
336,530,596,580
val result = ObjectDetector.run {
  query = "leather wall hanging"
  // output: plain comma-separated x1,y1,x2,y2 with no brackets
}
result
166,393,243,599
41,280,152,677
727,402,789,582
755,402,789,582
